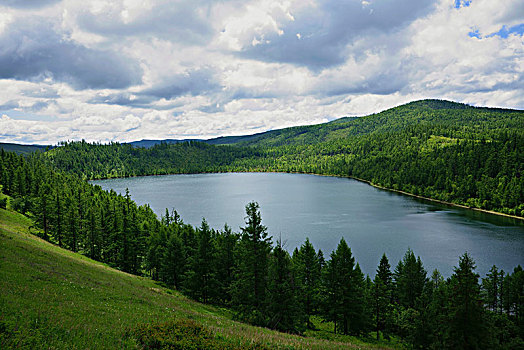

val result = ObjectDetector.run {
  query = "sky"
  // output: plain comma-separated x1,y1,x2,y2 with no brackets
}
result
0,0,522,145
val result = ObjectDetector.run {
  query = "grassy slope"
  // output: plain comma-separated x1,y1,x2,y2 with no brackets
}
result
0,208,395,350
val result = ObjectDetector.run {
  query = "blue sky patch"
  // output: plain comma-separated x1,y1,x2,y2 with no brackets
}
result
468,29,481,38
454,0,472,9
488,23,524,38
2,110,57,122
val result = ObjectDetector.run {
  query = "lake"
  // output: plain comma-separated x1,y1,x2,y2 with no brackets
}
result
91,172,524,277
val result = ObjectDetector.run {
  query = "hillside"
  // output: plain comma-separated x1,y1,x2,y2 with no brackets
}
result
0,142,48,155
220,99,523,147
127,100,521,148
0,208,390,349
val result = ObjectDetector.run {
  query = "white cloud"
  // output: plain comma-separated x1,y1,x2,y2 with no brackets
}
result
0,0,522,144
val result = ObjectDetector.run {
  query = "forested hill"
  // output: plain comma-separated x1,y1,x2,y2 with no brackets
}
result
212,99,522,148
129,99,520,148
0,142,48,155
42,99,524,217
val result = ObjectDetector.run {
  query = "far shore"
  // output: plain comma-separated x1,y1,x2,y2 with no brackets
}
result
89,170,524,222
347,175,524,221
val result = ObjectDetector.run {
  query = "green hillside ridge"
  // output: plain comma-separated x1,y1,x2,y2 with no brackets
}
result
0,142,48,156
0,207,392,349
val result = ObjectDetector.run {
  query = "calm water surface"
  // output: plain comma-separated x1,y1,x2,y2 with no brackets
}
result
92,172,524,277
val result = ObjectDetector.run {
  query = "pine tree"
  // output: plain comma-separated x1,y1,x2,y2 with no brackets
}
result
186,218,216,303
448,252,485,349
394,248,427,309
294,238,321,329
162,227,186,290
322,251,340,333
35,181,51,240
267,240,303,333
324,238,366,335
482,265,501,313
231,202,272,325
215,224,238,305
373,253,393,340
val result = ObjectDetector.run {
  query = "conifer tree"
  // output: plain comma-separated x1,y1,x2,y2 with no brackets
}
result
186,219,216,303
231,202,272,325
215,224,238,305
448,252,485,349
158,227,184,289
294,238,321,329
267,240,304,333
324,238,366,335
482,265,502,313
373,253,393,340
394,248,427,309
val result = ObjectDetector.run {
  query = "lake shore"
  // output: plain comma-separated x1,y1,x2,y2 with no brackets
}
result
90,170,524,222
346,175,524,222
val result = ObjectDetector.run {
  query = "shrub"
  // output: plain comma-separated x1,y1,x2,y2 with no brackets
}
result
0,197,7,209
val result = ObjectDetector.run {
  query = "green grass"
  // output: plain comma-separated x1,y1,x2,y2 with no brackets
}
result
304,316,404,349
0,208,396,349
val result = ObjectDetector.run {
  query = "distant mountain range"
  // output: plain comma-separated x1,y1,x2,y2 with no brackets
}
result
0,142,49,155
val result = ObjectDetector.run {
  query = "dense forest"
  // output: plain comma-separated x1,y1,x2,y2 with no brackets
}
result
43,100,524,217
1,140,523,349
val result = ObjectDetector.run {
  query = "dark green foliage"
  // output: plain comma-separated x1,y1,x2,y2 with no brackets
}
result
186,219,217,303
322,238,368,335
447,253,486,349
503,266,524,338
394,248,427,309
293,238,322,329
231,202,272,326
267,241,304,333
0,142,47,155
483,265,504,313
45,140,256,180
373,254,393,340
215,224,239,306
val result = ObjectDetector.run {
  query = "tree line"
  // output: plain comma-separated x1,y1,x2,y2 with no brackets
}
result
1,148,523,349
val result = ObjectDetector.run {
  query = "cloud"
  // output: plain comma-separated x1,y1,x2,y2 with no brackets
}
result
21,86,59,98
141,69,220,99
0,100,19,111
0,19,142,89
88,92,155,107
233,0,434,69
74,0,216,45
88,68,221,108
0,0,61,9
0,0,522,145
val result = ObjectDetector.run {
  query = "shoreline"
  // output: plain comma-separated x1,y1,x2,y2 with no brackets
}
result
346,175,524,221
89,170,524,222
